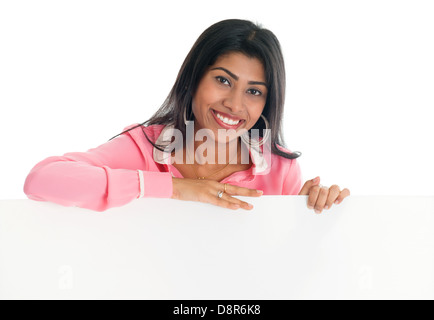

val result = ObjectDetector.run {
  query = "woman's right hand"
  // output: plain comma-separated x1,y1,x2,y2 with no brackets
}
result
171,177,263,210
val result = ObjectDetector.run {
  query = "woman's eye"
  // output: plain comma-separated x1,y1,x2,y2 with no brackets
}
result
216,76,230,86
248,89,262,96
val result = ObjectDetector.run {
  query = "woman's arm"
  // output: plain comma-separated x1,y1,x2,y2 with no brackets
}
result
23,133,173,212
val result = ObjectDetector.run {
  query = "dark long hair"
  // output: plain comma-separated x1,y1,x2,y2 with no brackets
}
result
110,19,301,160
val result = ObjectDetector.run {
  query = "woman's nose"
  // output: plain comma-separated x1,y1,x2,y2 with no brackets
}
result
223,89,244,113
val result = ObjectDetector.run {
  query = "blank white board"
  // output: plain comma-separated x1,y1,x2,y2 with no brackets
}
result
0,195,433,299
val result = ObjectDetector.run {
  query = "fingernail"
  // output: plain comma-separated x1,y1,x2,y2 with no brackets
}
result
315,209,321,214
307,205,314,210
335,200,340,205
257,190,263,194
324,205,329,210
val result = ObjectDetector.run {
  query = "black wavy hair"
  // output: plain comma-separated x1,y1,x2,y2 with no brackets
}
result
109,19,301,160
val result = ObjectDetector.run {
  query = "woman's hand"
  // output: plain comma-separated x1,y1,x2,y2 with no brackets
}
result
298,176,350,214
171,177,263,210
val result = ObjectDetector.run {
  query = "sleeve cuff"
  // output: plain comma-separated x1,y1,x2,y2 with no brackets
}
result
137,170,173,198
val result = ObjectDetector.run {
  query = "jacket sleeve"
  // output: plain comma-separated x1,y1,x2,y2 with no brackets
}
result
23,132,173,212
282,158,303,195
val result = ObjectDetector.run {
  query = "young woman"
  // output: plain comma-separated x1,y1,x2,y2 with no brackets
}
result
24,19,350,212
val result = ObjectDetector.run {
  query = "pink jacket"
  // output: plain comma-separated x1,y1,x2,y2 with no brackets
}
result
24,124,302,211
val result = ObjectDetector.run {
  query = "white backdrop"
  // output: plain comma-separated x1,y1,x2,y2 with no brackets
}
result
1,0,433,199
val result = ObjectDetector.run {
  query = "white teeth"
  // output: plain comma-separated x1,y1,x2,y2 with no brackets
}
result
216,112,240,126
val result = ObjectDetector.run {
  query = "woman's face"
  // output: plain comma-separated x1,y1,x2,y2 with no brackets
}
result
191,52,268,144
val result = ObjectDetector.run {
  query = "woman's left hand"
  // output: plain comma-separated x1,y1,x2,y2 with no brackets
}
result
298,176,350,214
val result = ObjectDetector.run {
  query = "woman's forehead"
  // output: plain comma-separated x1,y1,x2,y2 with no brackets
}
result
210,52,266,81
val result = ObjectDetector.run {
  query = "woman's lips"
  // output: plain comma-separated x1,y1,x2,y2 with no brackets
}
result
212,109,243,121
211,109,245,129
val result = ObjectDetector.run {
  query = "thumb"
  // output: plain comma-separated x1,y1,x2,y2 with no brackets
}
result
298,176,320,195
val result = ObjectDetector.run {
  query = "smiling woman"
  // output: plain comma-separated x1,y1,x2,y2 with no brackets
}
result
23,19,350,212
192,53,266,142
134,19,298,162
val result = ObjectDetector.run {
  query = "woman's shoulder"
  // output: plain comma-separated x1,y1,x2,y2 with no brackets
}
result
267,143,302,188
269,143,301,171
274,143,292,154
122,123,167,143
273,143,299,161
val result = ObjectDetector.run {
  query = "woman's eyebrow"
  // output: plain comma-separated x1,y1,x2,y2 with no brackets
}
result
210,67,268,87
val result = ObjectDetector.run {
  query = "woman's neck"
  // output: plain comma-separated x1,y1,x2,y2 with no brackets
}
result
186,136,240,166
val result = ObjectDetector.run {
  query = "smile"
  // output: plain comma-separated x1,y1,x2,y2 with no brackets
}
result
211,109,245,128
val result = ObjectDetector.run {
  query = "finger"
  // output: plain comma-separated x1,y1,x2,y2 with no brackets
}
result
306,185,321,209
324,185,341,210
298,176,320,195
313,186,329,214
335,188,351,204
206,193,241,210
222,193,254,210
206,184,253,210
224,183,263,198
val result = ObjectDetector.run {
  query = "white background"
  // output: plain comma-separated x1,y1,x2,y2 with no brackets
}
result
1,0,433,199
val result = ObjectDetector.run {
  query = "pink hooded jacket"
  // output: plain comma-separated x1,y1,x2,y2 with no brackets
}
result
24,124,302,211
